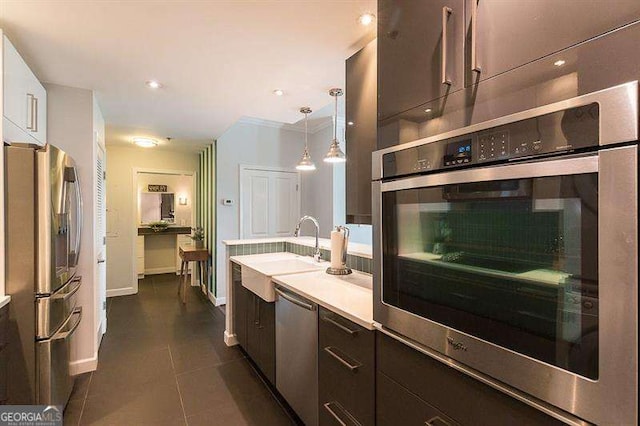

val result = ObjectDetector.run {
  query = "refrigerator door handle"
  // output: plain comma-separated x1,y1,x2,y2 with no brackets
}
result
68,166,83,266
50,308,82,341
52,277,81,301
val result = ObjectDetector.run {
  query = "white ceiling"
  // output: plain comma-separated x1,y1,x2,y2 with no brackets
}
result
0,0,375,152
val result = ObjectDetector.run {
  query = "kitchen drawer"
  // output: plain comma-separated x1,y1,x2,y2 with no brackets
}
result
377,371,457,426
319,307,374,426
376,332,563,426
319,308,374,363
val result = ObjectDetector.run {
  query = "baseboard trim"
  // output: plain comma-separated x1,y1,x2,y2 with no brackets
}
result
224,330,238,347
106,287,136,298
208,292,226,306
145,267,177,275
70,355,98,375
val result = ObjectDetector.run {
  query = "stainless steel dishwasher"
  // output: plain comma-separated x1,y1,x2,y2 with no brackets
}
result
275,285,318,426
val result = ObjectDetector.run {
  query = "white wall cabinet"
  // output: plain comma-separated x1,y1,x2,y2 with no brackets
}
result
2,36,47,146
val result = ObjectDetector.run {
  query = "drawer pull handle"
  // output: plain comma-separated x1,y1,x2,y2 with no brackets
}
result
324,346,362,371
425,416,451,426
323,401,361,426
322,315,359,335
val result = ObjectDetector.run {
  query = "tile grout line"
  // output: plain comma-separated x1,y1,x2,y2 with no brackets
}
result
167,344,189,425
75,371,93,426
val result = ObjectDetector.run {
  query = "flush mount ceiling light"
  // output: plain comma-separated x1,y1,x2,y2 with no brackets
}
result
273,89,284,96
296,107,316,171
347,121,354,126
554,59,566,67
358,13,376,26
324,88,346,164
145,80,163,89
424,108,432,113
133,137,158,148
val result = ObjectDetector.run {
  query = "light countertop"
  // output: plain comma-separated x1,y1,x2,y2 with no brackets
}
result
223,236,372,259
0,295,10,309
272,270,374,330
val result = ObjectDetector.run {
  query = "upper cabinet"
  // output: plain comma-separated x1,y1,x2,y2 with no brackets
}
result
3,35,47,146
471,0,640,84
345,39,376,225
377,0,640,129
377,0,465,121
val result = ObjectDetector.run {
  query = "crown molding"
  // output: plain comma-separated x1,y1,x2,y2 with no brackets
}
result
237,115,344,134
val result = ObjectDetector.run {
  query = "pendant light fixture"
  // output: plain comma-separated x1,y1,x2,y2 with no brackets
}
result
324,88,346,163
296,107,316,171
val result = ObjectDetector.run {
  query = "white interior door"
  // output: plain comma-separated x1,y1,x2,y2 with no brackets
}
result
241,167,299,239
96,144,107,335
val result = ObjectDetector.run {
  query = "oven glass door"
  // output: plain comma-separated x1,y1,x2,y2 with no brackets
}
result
382,164,599,379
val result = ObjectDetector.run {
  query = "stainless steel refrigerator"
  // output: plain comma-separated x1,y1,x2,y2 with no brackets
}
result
4,143,83,406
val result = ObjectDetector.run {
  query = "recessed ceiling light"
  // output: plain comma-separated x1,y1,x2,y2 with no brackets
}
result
133,137,158,148
146,80,162,89
347,121,354,126
424,108,432,113
358,13,376,26
273,89,284,96
554,59,566,67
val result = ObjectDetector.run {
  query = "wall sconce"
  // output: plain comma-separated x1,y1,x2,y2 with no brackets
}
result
178,196,188,206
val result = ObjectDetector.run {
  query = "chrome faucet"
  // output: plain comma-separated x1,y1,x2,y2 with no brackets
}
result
294,215,322,262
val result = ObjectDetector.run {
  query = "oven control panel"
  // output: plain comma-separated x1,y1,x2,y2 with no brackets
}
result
381,103,599,179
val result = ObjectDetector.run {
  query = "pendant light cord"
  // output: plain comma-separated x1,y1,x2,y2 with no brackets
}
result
305,110,309,149
333,92,338,141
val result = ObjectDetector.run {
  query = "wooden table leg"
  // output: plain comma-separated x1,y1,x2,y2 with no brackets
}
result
182,261,189,304
178,260,185,296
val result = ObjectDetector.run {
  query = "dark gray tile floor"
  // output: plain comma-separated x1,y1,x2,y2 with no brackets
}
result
64,273,294,426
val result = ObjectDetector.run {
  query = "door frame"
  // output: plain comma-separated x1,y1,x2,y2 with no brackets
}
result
238,164,300,239
130,167,198,293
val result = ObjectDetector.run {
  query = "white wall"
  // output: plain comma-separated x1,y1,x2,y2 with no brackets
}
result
0,29,5,297
46,83,105,374
216,122,306,300
105,146,198,295
215,116,373,301
300,124,335,238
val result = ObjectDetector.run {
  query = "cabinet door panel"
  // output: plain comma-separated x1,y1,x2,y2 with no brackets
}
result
378,0,465,120
232,264,249,350
345,39,376,224
256,299,276,385
3,37,29,131
377,372,457,426
473,0,640,83
29,79,47,145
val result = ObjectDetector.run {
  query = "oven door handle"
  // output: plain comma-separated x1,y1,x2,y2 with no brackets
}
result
380,154,598,192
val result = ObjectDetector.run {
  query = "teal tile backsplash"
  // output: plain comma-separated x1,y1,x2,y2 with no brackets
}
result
228,241,372,274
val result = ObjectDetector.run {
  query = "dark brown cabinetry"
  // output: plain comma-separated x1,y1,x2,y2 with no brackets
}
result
318,307,374,426
0,304,8,404
376,0,640,149
471,0,640,84
231,262,275,385
345,39,377,225
377,0,465,121
376,332,563,426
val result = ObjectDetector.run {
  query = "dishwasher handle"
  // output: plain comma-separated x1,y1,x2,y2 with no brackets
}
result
275,287,316,311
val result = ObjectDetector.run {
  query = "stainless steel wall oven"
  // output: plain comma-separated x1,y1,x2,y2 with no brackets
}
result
372,82,638,425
